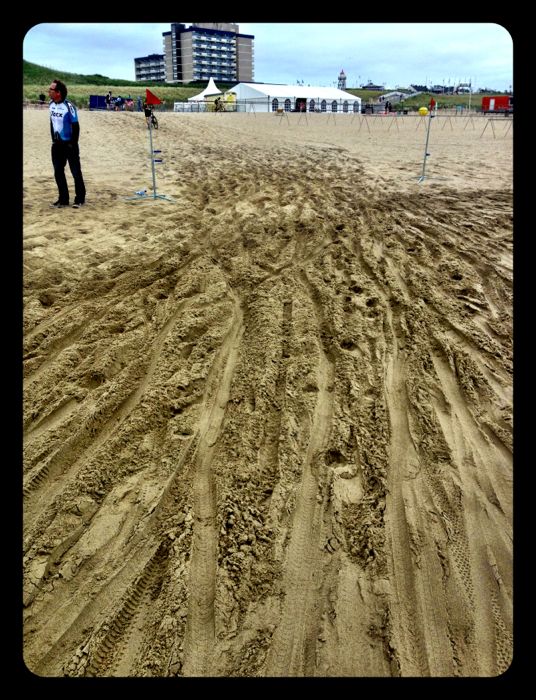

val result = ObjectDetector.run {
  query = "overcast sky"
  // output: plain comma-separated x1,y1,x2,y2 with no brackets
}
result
23,22,513,91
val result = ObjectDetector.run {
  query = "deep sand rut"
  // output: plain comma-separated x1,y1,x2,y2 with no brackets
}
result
23,110,512,676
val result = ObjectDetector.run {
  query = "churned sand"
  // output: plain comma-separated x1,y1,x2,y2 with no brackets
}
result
23,108,513,677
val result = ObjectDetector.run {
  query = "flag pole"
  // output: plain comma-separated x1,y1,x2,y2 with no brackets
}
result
418,110,433,182
415,97,446,183
148,118,158,198
125,90,173,203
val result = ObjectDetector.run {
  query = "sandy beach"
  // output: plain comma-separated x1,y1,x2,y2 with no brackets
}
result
23,107,513,677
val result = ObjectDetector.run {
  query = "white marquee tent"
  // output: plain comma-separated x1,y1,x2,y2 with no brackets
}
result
225,82,362,113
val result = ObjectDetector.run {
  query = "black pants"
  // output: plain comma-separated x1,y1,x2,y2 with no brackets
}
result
51,140,86,205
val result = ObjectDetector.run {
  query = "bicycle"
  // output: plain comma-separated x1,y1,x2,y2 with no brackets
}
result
144,106,159,129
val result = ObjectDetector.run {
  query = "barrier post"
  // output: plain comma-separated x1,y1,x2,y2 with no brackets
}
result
418,111,434,183
125,118,173,203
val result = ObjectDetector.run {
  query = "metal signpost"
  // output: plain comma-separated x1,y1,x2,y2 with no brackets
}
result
415,106,448,184
126,118,173,203
418,109,434,182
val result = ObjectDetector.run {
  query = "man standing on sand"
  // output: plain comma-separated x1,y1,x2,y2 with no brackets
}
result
48,79,86,208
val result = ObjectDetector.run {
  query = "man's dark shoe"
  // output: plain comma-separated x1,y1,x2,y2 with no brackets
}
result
51,200,68,208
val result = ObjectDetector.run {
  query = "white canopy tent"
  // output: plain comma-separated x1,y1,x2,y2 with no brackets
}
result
174,77,223,112
187,77,222,102
225,82,362,113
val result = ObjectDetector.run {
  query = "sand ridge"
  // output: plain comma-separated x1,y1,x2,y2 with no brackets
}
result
23,109,512,677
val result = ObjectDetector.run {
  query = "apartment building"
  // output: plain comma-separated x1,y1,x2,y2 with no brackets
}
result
134,23,253,84
158,22,253,84
134,53,166,82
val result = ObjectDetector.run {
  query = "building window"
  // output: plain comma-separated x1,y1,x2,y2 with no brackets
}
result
309,99,315,112
331,101,338,112
353,102,360,112
343,101,348,113
321,100,327,112
284,99,291,112
271,98,279,111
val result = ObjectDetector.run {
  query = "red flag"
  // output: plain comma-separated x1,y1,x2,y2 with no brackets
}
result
430,97,436,109
145,89,162,105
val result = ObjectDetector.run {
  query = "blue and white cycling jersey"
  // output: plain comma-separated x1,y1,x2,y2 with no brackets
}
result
49,100,79,141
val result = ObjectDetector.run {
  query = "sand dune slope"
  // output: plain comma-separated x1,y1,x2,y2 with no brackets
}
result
23,109,512,677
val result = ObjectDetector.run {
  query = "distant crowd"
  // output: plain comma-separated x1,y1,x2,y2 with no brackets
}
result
35,91,151,112
105,91,138,111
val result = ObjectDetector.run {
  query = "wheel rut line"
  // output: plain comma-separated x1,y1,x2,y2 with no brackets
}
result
258,299,292,489
83,544,166,677
23,397,79,444
182,290,244,677
383,304,432,676
438,316,509,372
23,293,132,385
23,253,202,384
429,349,512,674
33,541,165,677
265,275,334,677
23,298,191,524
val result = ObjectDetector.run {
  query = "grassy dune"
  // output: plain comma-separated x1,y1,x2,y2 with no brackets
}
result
23,60,506,111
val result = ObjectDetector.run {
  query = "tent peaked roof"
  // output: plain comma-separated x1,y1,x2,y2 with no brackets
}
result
188,77,222,101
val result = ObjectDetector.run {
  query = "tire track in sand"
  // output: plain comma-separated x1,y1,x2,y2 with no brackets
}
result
181,288,244,677
430,349,512,674
265,273,334,677
23,297,190,535
383,305,433,676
